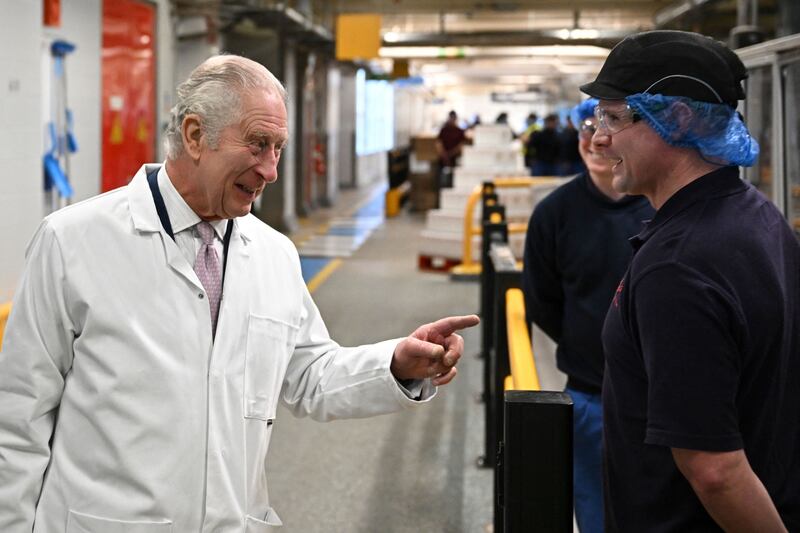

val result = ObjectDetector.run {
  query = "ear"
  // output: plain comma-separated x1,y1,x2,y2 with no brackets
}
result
669,101,694,140
181,114,204,161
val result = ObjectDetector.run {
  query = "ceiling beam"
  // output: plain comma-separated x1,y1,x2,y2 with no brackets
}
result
332,0,671,14
381,28,631,48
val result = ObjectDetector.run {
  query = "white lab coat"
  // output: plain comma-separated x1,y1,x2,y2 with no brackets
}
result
0,164,433,533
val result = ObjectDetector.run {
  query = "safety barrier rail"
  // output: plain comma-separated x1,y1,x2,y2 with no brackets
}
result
0,302,11,348
477,200,573,533
504,288,540,391
451,177,561,277
385,147,411,217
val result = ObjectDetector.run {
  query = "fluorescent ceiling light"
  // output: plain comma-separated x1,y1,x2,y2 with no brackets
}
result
380,45,609,59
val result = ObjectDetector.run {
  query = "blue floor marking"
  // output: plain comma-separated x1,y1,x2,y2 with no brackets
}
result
355,188,386,218
327,226,371,237
299,186,387,283
300,257,331,283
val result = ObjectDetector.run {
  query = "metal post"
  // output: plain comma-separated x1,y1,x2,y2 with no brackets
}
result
479,218,510,468
490,256,520,531
502,391,573,533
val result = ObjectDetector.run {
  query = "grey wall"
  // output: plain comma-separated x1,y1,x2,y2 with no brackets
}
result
0,0,43,303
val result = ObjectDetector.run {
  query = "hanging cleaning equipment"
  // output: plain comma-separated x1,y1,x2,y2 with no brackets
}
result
45,39,77,213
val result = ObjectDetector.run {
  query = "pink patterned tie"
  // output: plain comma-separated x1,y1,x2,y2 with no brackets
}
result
195,221,222,334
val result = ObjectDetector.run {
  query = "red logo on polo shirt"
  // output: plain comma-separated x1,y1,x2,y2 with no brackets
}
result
613,279,624,307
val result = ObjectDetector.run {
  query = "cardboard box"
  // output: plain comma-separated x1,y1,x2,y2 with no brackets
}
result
411,190,439,212
412,135,440,162
409,171,437,193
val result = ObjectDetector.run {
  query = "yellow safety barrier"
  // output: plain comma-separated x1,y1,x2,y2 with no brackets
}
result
504,374,514,391
505,288,541,391
450,176,562,276
385,182,411,217
0,302,11,349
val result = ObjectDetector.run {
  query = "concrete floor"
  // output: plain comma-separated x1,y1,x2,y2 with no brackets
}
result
267,207,493,532
266,198,569,532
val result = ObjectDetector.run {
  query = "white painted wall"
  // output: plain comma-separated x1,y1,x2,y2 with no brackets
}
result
0,0,43,303
175,38,218,90
394,84,428,147
355,151,388,187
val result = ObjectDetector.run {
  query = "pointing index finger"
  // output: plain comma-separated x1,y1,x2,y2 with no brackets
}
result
428,314,480,337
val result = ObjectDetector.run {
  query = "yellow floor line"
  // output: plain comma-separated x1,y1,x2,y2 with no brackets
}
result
307,258,343,294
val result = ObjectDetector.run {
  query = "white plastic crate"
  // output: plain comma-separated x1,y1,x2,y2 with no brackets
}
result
418,230,481,261
460,145,522,171
417,229,527,263
472,124,514,147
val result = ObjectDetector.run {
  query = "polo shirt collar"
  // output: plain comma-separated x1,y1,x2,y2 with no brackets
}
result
630,166,745,250
583,172,647,209
157,164,228,240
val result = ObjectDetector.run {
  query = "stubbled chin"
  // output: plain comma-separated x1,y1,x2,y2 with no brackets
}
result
611,168,629,193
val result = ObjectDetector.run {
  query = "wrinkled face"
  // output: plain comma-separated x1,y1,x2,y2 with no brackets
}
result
593,99,663,198
577,117,612,179
194,89,288,220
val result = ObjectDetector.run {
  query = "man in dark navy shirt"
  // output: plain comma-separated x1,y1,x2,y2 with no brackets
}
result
523,98,653,533
581,30,799,532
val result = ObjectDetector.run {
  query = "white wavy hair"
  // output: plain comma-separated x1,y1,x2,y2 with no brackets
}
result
164,54,287,160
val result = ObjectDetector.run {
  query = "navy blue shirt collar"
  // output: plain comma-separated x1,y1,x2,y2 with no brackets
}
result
582,172,649,209
630,166,745,250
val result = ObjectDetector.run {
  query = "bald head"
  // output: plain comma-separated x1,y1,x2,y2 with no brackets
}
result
164,54,287,160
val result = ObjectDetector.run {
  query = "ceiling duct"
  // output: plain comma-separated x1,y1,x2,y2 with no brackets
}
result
381,28,631,48
653,0,716,27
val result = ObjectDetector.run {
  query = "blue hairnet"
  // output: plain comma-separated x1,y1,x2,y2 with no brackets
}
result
626,93,759,167
570,98,599,128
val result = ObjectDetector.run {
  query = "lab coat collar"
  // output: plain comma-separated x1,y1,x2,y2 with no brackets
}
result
128,164,163,234
127,163,251,246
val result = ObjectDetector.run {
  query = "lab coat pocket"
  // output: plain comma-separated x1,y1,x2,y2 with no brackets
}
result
245,509,283,531
67,509,172,533
244,314,298,420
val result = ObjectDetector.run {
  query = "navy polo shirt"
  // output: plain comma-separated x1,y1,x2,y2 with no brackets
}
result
602,166,800,532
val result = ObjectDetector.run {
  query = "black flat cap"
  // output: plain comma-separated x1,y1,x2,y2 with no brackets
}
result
580,30,747,107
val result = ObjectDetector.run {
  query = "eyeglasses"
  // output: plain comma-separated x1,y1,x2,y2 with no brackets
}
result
594,104,641,135
579,119,597,138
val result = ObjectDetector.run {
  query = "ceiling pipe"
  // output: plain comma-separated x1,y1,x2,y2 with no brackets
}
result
381,29,629,48
731,0,764,48
653,0,715,27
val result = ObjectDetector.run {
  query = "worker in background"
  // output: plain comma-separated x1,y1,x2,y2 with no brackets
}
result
0,54,480,532
494,111,509,125
519,112,540,171
527,113,560,176
436,109,466,168
582,30,799,531
558,116,585,176
522,98,654,533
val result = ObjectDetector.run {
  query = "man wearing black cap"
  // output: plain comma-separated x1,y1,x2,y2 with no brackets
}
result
581,30,799,532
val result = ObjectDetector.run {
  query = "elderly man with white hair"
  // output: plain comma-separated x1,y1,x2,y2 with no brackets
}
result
0,54,478,532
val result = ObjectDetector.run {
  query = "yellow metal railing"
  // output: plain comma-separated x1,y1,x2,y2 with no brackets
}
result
0,302,11,349
504,288,540,391
453,177,562,275
385,181,411,217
